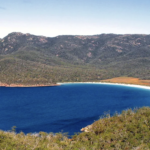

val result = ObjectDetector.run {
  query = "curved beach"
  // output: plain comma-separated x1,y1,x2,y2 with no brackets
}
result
57,82,150,90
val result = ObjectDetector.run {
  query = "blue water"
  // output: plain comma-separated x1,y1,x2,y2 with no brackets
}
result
0,83,150,135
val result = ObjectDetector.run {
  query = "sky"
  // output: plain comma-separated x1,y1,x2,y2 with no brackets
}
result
0,0,150,38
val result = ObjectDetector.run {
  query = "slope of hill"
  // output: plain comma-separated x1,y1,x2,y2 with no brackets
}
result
0,32,150,84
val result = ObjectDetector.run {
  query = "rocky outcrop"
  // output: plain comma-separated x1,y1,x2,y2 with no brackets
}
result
81,124,93,132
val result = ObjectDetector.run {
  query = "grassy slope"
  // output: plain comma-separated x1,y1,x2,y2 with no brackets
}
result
1,107,150,149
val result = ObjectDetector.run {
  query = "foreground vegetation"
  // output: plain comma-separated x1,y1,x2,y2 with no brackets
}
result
1,107,150,149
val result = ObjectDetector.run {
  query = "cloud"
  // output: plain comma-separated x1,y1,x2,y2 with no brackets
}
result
0,6,6,10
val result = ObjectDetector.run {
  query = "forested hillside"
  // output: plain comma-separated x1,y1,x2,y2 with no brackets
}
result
0,32,150,84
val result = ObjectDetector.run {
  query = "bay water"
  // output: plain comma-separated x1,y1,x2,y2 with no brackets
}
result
0,83,150,135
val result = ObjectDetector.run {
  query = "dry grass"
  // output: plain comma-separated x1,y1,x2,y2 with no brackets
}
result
101,77,150,86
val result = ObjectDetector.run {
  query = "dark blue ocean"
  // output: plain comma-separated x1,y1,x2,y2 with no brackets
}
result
0,83,150,135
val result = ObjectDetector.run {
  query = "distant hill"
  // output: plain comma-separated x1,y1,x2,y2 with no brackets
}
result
0,32,150,84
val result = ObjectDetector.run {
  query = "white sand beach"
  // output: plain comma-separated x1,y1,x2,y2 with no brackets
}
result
57,82,150,90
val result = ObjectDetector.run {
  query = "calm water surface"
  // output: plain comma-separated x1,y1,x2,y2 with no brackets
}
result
0,83,150,135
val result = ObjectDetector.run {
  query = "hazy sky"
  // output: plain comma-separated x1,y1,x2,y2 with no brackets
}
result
1,0,150,38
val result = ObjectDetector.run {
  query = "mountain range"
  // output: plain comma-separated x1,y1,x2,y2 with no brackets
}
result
0,32,150,84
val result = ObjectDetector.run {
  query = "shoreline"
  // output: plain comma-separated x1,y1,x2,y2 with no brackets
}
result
0,83,60,87
57,82,150,90
1,82,150,89
1,77,150,89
